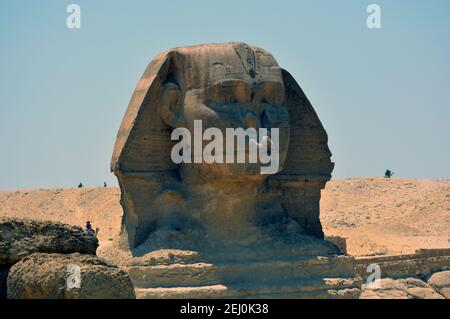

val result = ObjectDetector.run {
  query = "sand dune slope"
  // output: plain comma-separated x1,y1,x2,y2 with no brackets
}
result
321,178,449,256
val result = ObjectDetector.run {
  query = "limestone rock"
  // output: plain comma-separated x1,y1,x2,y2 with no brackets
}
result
0,217,98,266
427,270,450,298
360,277,444,299
7,253,135,299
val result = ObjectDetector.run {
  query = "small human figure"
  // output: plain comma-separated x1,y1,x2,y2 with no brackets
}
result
103,182,107,188
85,221,99,237
384,169,394,178
78,182,83,188
85,221,95,235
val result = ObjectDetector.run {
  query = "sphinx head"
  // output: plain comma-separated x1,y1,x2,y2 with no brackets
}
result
111,42,334,249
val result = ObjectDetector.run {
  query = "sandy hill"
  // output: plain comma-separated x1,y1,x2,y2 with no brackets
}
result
0,178,448,257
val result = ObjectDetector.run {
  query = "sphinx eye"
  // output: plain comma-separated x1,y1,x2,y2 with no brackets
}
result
261,97,277,106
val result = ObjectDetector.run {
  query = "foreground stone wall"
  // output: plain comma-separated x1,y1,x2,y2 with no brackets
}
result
125,254,362,299
355,248,450,280
360,276,448,299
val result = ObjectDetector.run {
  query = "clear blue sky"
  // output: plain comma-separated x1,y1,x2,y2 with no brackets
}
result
1,0,449,189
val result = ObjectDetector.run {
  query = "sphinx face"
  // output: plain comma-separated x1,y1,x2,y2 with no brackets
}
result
178,76,290,181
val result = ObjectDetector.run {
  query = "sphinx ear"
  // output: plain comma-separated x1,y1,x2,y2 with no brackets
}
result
159,82,183,127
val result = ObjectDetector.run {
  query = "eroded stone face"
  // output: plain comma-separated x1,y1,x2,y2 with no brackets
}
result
111,42,334,254
177,77,290,180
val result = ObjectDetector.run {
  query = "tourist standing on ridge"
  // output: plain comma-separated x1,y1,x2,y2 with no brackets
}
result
384,169,394,178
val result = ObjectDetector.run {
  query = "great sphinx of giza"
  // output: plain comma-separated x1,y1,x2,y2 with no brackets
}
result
107,42,361,298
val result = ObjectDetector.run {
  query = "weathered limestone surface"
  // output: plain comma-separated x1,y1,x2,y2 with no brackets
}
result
108,42,360,298
127,255,362,299
356,250,450,299
0,217,98,265
427,270,450,298
360,278,445,299
7,253,135,299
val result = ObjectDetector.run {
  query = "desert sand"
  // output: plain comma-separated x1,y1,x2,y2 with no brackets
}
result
0,177,448,257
